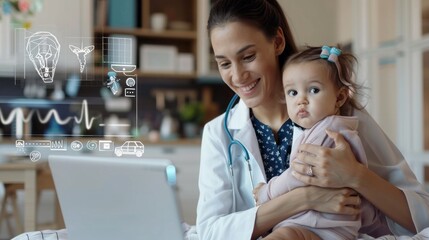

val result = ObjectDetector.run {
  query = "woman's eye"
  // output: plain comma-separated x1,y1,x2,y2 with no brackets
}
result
218,62,230,69
309,87,320,94
243,54,255,62
287,90,297,96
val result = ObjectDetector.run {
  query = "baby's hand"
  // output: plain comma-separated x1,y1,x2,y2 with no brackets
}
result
252,182,266,206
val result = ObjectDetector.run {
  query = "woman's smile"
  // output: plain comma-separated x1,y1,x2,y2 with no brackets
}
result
236,79,260,95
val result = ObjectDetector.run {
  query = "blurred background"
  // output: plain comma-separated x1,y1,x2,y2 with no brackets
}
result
0,0,428,239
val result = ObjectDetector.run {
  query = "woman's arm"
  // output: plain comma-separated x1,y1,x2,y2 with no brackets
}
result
353,161,416,233
252,185,361,239
292,130,416,233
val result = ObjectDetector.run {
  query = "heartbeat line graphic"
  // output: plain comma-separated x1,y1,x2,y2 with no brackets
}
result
0,100,98,130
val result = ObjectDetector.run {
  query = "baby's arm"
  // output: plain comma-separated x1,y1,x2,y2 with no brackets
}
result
253,180,274,205
253,174,285,205
253,169,300,205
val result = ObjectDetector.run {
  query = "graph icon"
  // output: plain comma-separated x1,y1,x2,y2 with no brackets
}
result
0,99,99,132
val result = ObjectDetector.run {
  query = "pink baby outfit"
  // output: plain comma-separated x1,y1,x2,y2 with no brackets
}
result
257,115,378,239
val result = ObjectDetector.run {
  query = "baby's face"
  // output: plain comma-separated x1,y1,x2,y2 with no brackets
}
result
282,61,345,129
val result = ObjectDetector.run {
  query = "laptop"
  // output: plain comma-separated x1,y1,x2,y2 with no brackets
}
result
48,155,184,240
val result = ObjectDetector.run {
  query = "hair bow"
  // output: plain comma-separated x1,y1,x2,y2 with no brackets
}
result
320,45,351,88
320,45,342,63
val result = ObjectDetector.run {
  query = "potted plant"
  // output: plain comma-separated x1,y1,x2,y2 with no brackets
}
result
179,101,204,138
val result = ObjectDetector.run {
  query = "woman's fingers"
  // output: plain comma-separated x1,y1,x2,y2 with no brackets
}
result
339,194,361,216
293,130,363,189
291,162,321,186
297,129,350,167
326,129,349,151
344,195,362,208
304,186,361,216
298,130,347,158
336,204,361,216
291,170,317,186
292,161,316,176
290,161,328,187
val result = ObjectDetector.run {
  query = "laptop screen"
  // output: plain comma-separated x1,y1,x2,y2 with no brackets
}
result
49,155,184,240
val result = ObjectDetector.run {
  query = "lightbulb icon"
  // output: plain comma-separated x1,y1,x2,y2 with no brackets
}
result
26,31,61,83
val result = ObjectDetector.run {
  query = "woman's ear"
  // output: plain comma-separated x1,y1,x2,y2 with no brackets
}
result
336,87,348,109
274,27,285,55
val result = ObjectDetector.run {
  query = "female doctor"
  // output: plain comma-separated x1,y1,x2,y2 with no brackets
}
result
196,0,429,239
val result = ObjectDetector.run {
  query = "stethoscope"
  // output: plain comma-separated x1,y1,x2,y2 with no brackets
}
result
223,94,256,208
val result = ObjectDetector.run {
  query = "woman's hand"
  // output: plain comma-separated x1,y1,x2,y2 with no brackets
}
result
292,130,417,233
301,186,361,216
291,130,364,189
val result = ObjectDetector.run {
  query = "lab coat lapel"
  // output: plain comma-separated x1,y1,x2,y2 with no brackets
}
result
228,100,267,181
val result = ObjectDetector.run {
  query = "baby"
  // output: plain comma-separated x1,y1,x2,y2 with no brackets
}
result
254,46,377,240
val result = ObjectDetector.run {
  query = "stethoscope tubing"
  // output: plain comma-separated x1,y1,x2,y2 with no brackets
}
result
224,94,256,209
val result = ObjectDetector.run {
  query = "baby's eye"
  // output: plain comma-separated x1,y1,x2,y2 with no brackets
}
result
287,90,297,96
309,87,320,94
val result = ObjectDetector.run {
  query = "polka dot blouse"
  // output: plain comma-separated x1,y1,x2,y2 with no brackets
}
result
251,117,293,181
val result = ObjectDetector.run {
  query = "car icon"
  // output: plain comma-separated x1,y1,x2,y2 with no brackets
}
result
114,141,144,157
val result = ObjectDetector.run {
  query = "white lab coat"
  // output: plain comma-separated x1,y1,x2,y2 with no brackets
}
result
196,100,429,240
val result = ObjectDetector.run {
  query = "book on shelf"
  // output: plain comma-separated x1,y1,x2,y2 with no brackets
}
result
108,0,137,28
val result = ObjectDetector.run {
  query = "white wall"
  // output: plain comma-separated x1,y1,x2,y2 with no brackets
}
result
279,0,352,47
0,0,92,76
31,0,91,37
28,0,92,70
337,0,353,44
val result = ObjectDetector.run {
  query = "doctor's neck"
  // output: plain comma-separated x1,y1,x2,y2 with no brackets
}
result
252,102,288,134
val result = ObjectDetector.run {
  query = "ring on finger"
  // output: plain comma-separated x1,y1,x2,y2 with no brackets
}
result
306,165,314,177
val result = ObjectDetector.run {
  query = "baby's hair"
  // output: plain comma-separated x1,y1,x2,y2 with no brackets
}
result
283,45,364,113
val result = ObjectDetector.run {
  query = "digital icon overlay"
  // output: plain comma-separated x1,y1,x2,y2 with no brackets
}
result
69,44,95,73
114,141,144,157
26,31,61,83
29,150,42,162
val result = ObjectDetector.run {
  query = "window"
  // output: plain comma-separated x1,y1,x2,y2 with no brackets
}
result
353,0,429,183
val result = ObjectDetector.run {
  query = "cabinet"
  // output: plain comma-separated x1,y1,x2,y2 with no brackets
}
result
143,144,201,224
92,0,198,79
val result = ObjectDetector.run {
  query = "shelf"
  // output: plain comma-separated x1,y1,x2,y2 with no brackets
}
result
136,71,196,79
93,27,197,40
197,74,223,84
92,0,200,81
92,67,196,79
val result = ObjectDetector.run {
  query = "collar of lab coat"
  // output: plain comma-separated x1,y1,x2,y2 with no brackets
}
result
227,99,249,130
227,99,267,181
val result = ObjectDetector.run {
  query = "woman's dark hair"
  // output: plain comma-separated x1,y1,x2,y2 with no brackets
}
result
284,46,365,112
207,0,298,67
